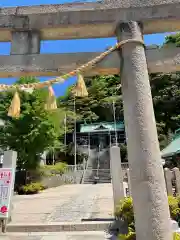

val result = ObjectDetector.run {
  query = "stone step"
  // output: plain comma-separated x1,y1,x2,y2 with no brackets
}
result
83,173,111,177
0,231,111,240
6,221,112,233
83,181,111,182
83,178,111,182
83,178,111,181
83,179,111,184
83,175,110,178
83,176,111,180
83,181,111,184
83,174,111,183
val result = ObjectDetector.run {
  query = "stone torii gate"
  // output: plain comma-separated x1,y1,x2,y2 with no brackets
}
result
0,1,179,239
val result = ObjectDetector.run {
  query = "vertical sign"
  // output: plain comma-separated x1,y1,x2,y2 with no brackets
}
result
0,168,14,219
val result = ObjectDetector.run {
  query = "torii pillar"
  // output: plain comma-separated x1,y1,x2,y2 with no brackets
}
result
116,22,172,240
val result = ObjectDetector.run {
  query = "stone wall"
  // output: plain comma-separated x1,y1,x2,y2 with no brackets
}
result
41,170,84,188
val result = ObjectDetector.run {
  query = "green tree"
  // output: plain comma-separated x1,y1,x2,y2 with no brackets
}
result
58,75,123,122
164,33,180,47
0,77,65,170
150,73,180,136
150,33,180,148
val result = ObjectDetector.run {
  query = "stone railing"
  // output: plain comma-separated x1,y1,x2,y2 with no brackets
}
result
125,167,180,197
41,163,129,188
64,164,84,172
121,163,129,170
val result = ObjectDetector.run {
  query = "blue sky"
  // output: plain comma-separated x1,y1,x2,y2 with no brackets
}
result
0,0,175,96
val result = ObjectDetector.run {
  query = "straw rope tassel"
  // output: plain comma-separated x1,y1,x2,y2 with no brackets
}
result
45,85,57,110
8,91,21,118
73,73,88,97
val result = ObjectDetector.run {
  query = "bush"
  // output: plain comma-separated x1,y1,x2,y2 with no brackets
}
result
168,196,179,212
115,197,180,240
17,182,46,195
115,197,134,227
119,227,136,240
168,196,180,226
118,232,180,240
39,162,67,177
173,233,180,240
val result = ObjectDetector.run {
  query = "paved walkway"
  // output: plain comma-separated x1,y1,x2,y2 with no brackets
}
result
1,183,127,239
11,184,117,224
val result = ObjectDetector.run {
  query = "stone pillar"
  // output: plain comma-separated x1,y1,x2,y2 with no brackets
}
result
172,168,180,195
116,22,172,240
164,168,173,196
3,150,17,169
110,146,124,209
11,31,40,55
126,168,132,197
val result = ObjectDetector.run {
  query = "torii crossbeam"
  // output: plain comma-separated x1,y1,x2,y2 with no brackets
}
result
0,0,179,40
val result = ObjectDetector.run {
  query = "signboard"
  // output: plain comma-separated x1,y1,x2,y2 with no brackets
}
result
0,168,14,219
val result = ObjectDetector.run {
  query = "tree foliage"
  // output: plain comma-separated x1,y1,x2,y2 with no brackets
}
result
58,75,123,122
150,33,180,148
0,77,66,170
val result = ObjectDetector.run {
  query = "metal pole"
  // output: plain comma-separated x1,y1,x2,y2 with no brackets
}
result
52,149,55,165
109,130,112,148
74,97,77,171
97,143,100,177
88,132,90,158
64,113,67,155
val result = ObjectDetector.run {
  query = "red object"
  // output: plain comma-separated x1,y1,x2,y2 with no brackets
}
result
0,206,7,214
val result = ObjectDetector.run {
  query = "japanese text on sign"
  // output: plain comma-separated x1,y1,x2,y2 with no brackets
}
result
0,168,13,218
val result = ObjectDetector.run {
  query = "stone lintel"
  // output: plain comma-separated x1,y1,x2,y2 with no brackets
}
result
0,1,179,41
0,46,179,78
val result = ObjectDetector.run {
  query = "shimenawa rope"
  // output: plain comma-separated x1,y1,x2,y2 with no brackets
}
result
6,39,144,117
0,39,144,90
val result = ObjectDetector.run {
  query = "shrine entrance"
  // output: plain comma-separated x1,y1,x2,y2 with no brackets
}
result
0,1,179,239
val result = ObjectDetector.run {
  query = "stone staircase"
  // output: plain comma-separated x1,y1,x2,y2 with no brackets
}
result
82,148,111,184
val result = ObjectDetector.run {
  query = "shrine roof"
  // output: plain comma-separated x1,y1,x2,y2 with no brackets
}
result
161,129,180,158
80,121,124,133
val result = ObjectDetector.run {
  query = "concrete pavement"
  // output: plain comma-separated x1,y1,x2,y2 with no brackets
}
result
11,184,115,224
1,183,127,238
